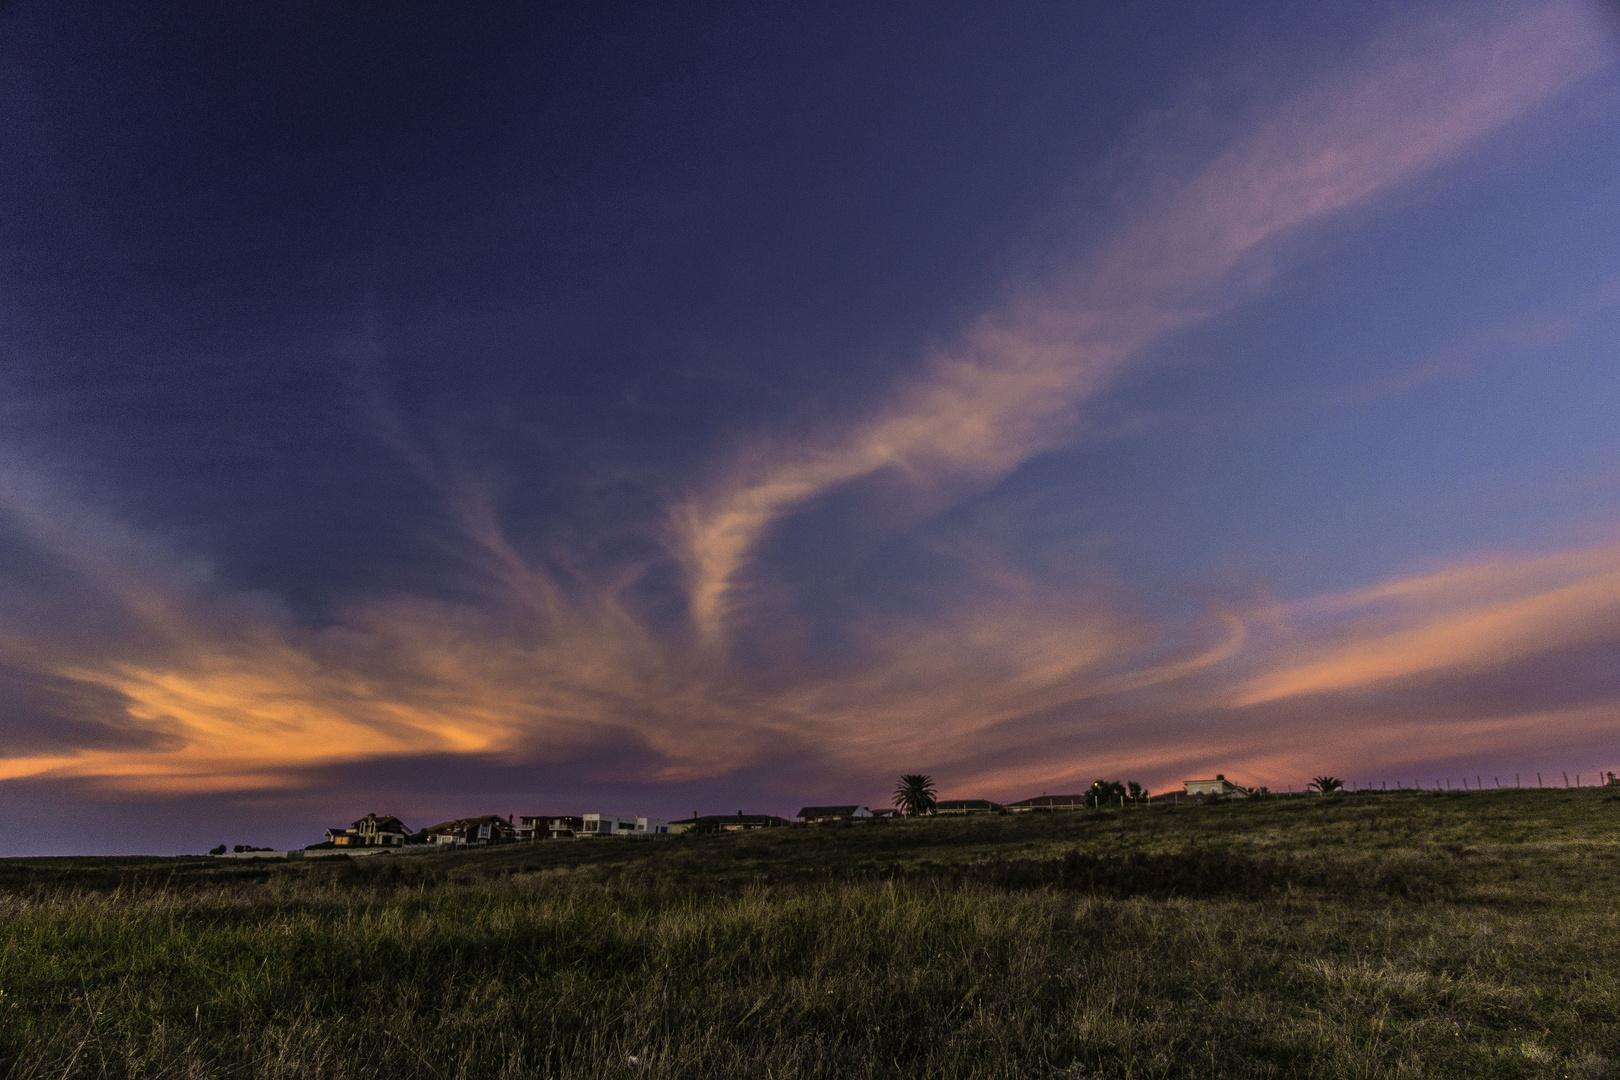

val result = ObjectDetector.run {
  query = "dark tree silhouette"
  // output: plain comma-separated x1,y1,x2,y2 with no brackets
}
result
1127,781,1148,801
1088,780,1127,806
894,774,937,816
1309,776,1344,793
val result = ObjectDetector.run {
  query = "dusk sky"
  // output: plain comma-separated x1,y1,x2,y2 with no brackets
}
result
4,1,1620,854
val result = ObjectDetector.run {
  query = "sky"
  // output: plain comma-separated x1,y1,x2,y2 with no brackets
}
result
2,1,1619,854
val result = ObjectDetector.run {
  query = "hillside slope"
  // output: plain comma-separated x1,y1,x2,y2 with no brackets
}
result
3,789,1617,1079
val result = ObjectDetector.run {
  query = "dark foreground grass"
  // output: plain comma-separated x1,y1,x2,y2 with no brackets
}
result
3,790,1618,1079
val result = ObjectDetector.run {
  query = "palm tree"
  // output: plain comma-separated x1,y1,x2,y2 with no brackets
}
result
1309,776,1344,793
894,774,937,816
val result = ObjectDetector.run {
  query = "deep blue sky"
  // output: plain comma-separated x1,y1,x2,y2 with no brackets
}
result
2,1,1619,854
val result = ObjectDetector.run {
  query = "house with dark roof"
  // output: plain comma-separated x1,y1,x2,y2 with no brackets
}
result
1005,794,1088,812
325,813,411,846
797,805,873,824
418,814,519,846
518,814,584,840
668,812,794,834
933,799,1003,815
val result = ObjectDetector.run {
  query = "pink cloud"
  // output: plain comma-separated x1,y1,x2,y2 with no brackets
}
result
674,0,1611,638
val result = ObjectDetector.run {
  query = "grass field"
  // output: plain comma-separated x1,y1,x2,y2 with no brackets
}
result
3,789,1618,1079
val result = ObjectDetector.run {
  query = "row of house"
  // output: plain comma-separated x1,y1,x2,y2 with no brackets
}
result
321,812,677,848
317,777,1253,849
794,777,1251,822
319,810,800,848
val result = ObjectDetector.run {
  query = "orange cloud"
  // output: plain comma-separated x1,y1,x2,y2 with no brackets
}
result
5,477,1620,800
0,485,1176,794
1233,544,1620,706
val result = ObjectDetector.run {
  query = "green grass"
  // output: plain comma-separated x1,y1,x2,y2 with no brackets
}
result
3,789,1618,1078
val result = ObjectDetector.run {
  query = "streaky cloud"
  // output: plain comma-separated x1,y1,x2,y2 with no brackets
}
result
1232,542,1620,706
674,0,1610,637
1,2,1617,808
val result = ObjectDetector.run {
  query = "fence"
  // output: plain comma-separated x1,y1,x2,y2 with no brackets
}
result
1278,769,1618,795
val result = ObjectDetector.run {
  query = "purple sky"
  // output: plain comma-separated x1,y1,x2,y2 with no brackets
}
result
2,1,1619,854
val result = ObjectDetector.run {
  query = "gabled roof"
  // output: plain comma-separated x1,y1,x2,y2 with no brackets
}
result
1005,794,1087,808
671,813,793,827
935,799,1003,810
350,814,409,831
419,814,514,834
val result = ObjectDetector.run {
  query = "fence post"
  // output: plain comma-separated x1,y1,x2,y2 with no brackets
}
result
1537,773,1543,788
1564,772,1570,788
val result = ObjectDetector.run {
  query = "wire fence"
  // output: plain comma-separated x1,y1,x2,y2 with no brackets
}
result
1277,769,1619,795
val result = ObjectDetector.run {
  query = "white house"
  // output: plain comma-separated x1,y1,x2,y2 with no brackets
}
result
581,814,670,836
797,805,874,824
1183,774,1249,799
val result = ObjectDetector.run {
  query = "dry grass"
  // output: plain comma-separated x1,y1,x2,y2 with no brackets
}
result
3,789,1618,1078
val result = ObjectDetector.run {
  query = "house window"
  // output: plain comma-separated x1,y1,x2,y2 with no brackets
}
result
478,823,491,839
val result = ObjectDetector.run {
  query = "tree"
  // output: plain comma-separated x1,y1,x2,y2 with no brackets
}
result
894,774,937,816
1088,780,1127,806
1127,781,1148,801
1308,776,1344,793
208,844,227,856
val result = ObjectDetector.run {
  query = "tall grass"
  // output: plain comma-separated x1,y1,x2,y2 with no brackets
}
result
3,789,1618,1078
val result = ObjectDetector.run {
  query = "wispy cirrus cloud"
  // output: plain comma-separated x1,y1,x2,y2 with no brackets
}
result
1,1,1616,815
674,0,1610,637
925,540,1620,796
9,455,1620,802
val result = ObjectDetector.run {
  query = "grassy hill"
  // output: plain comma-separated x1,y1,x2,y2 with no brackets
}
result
3,789,1617,1079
